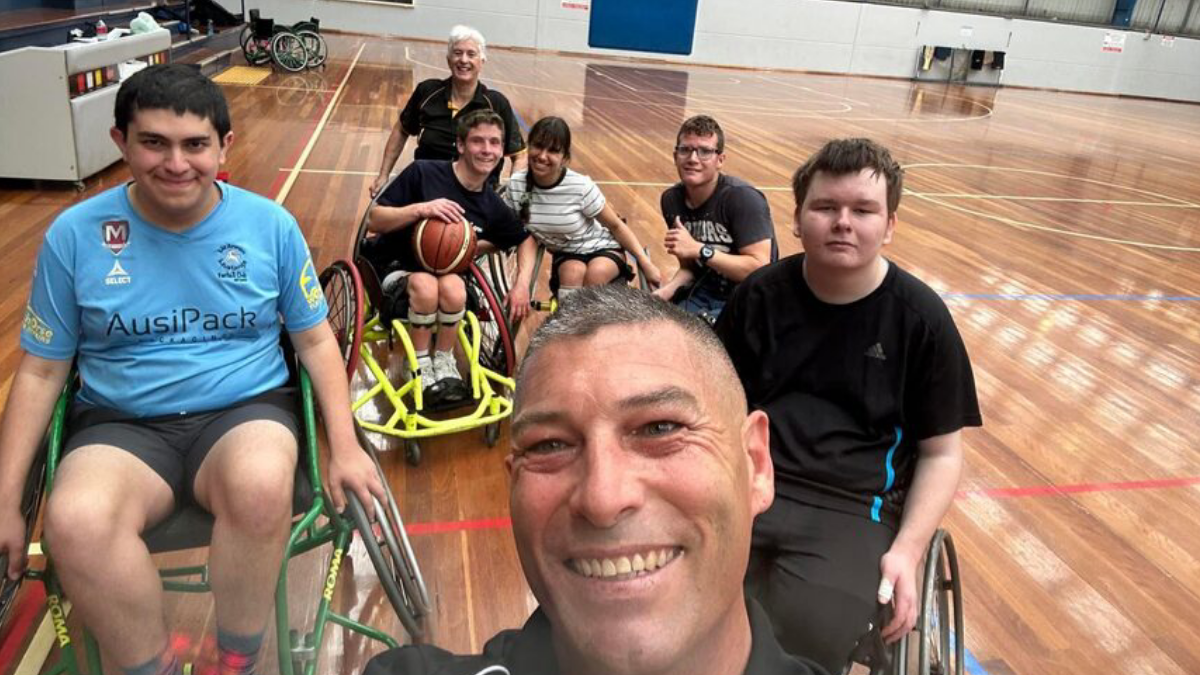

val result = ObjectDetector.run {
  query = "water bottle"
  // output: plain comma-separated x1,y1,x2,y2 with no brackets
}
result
96,19,108,36
206,19,214,37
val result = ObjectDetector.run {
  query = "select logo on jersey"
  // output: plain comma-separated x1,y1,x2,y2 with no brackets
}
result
218,244,248,282
23,305,54,345
299,259,322,310
102,221,129,255
106,260,131,286
106,306,258,343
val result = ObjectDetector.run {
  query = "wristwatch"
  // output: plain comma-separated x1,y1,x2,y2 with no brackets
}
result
698,245,715,267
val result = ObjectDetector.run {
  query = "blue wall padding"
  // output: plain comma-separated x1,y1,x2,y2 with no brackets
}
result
588,0,699,56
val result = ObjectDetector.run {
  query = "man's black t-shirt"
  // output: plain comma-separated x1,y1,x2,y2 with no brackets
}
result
400,78,525,162
370,160,526,272
362,600,828,675
660,174,777,300
716,254,982,526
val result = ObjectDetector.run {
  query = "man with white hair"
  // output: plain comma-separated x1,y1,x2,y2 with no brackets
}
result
371,24,526,195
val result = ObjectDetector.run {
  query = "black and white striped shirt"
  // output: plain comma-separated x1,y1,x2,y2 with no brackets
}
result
504,169,620,254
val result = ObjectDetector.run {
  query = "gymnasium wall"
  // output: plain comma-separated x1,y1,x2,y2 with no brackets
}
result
228,0,1200,103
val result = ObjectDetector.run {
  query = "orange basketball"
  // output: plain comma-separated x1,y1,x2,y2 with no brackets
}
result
412,217,477,275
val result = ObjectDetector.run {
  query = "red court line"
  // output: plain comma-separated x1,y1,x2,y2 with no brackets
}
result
957,475,1200,499
405,517,512,536
0,583,47,674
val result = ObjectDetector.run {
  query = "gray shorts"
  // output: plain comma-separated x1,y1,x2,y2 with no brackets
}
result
63,388,300,502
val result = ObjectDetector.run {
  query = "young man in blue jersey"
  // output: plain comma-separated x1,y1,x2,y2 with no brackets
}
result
0,65,385,675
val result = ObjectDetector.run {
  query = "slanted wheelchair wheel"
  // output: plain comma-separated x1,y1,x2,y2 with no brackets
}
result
320,260,364,378
0,450,46,634
918,530,963,675
348,423,430,639
296,29,327,68
467,258,516,378
270,31,309,72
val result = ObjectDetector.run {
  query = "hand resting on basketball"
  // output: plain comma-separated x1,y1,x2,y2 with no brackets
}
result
419,198,466,225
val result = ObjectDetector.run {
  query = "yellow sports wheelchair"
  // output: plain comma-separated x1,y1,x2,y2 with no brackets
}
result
0,340,430,675
522,239,653,316
318,194,518,467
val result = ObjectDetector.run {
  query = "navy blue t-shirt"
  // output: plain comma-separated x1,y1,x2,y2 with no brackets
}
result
371,160,526,272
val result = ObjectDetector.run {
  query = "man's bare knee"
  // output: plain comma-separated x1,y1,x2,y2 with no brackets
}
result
408,272,439,312
438,274,466,309
199,424,297,538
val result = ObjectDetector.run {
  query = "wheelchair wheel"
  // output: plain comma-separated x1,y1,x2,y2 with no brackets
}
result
270,31,309,72
296,29,327,68
404,439,421,467
0,450,46,635
467,258,515,377
483,422,500,448
320,260,364,378
347,424,430,639
242,37,271,66
918,530,963,675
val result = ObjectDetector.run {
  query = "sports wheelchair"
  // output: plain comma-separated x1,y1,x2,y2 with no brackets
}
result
843,529,964,675
319,190,517,467
0,341,429,675
240,10,327,72
521,239,654,315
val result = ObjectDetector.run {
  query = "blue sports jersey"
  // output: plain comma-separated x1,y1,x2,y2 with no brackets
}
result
21,183,328,417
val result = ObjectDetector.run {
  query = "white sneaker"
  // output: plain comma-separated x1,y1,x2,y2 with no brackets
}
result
407,354,435,389
432,350,462,385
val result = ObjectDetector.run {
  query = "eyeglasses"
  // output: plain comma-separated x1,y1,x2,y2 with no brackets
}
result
674,145,720,160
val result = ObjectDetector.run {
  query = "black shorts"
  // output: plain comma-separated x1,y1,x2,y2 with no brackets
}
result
549,249,633,294
63,388,300,502
745,497,896,671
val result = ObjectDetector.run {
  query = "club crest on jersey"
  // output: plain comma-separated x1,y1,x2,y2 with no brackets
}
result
102,221,129,255
217,244,247,282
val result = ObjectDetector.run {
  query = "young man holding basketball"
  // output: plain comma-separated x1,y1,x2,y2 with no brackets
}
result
365,109,526,401
715,138,981,672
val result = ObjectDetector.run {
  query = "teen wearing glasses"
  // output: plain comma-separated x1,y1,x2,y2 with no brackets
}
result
654,115,776,323
503,116,662,322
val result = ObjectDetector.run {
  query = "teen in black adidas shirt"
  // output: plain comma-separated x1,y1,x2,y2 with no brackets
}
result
716,139,981,673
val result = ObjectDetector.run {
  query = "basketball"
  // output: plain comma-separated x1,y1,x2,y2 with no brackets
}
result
412,217,477,275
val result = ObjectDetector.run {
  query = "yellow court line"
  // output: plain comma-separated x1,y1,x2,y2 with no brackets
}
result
15,600,71,675
275,42,367,206
460,530,478,654
911,194,1200,252
226,83,339,94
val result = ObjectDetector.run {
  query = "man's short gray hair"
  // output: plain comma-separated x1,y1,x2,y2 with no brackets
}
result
514,285,745,413
448,25,487,61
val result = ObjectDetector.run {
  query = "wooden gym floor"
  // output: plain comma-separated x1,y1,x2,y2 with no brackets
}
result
0,32,1197,675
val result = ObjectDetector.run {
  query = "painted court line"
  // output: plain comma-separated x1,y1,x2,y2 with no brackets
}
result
942,292,1200,302
273,43,366,205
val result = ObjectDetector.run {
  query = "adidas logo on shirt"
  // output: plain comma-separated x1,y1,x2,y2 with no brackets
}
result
864,342,886,360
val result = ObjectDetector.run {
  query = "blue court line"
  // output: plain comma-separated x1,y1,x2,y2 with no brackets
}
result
513,108,530,134
965,643,988,675
941,292,1200,302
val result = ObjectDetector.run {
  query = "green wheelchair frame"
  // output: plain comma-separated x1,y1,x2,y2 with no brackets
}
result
333,179,519,466
0,356,429,675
